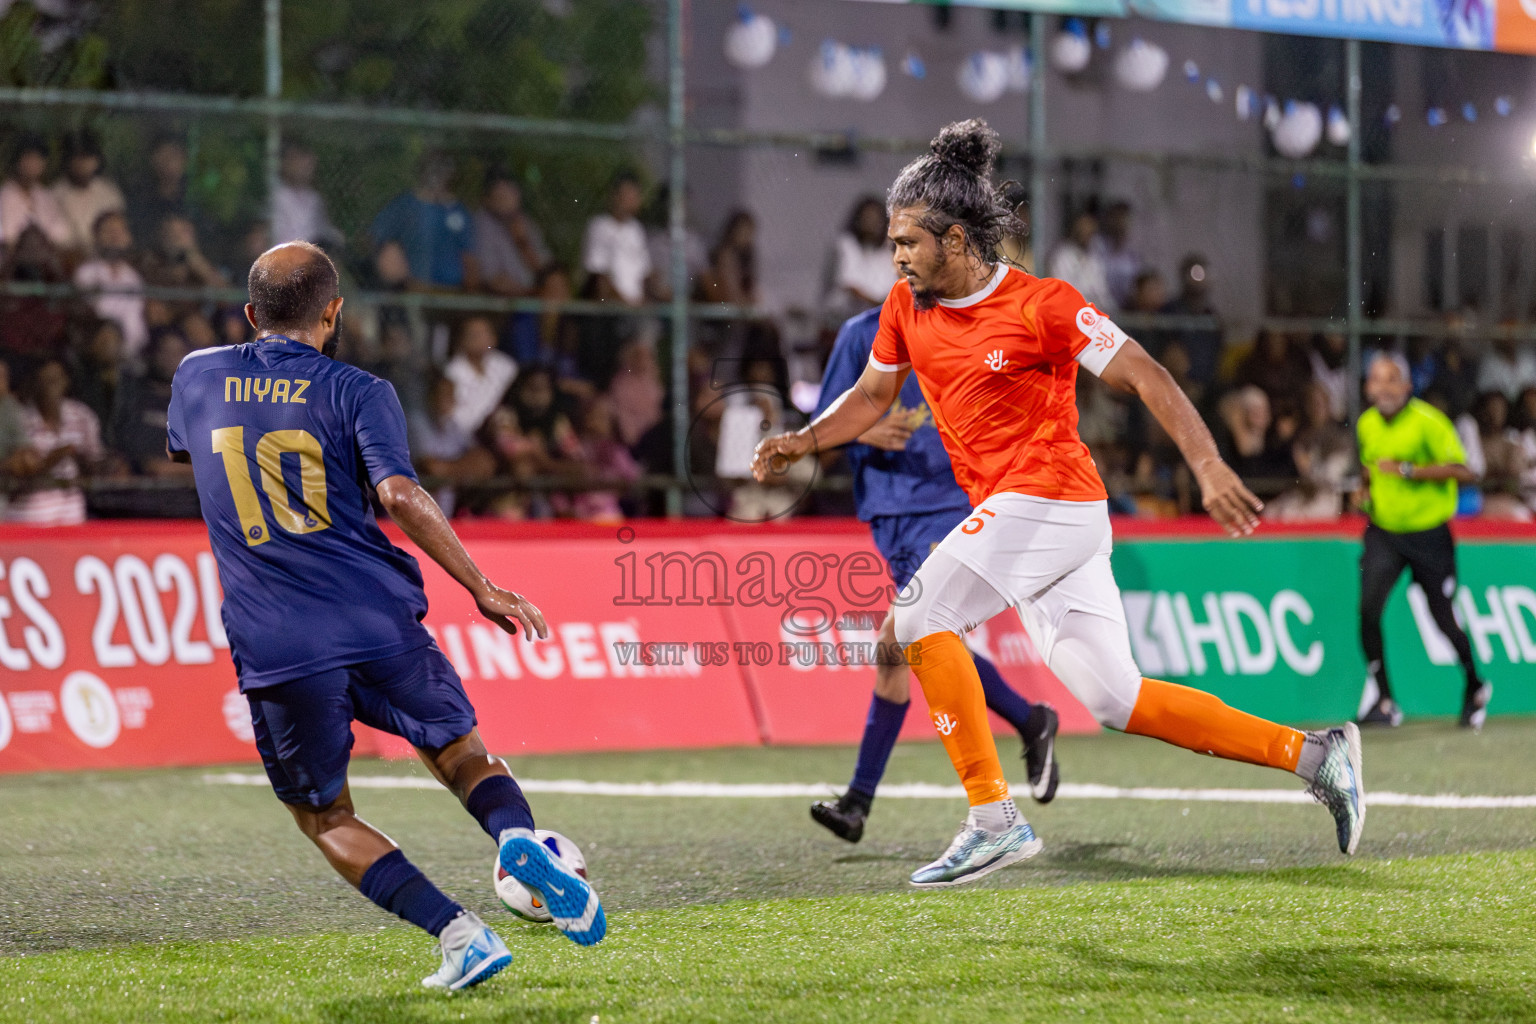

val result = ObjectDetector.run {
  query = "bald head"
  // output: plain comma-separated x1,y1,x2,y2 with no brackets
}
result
248,241,339,333
1365,351,1412,417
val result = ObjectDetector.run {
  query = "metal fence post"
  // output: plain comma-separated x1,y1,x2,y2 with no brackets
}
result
666,0,689,516
264,0,282,219
1028,13,1047,273
1345,38,1362,423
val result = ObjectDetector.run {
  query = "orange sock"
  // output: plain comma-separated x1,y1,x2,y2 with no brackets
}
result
1125,678,1306,772
906,631,1009,805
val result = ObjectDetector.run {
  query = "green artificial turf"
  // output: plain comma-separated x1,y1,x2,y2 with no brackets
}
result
3,718,1535,1021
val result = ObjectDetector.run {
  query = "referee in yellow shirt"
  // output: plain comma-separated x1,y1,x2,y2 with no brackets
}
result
1355,353,1491,730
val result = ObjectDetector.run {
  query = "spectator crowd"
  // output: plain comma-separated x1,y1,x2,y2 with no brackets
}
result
0,130,1532,527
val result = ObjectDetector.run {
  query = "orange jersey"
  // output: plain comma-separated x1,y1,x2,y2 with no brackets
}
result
870,265,1130,506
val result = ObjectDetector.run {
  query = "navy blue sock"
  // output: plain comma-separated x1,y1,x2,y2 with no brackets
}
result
465,773,534,839
848,694,909,800
975,653,1033,734
358,849,462,937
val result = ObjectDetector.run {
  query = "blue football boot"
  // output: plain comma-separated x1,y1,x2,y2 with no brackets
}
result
498,828,607,946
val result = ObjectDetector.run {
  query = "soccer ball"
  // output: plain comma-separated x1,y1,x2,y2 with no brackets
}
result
493,830,588,923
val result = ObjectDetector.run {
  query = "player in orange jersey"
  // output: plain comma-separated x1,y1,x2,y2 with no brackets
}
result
752,120,1364,888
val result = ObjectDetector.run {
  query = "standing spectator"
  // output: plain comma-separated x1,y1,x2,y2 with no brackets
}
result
0,134,71,252
443,315,517,435
128,135,197,245
1126,269,1169,356
1236,329,1312,421
702,210,759,307
0,359,37,519
643,184,709,302
69,319,125,435
1163,254,1221,388
0,226,70,361
51,129,125,257
1048,209,1114,310
6,359,104,526
606,336,666,473
140,214,228,290
582,171,650,306
471,171,550,297
73,210,148,357
824,196,895,318
1095,200,1142,309
370,152,475,290
113,330,194,479
271,141,342,249
504,263,577,370
1475,336,1536,400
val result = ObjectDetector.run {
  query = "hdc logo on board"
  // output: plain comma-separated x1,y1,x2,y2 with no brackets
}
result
1122,589,1324,678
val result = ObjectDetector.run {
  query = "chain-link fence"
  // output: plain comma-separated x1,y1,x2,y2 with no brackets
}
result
0,0,1529,524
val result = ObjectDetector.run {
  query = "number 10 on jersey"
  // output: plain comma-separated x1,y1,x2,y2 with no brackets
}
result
211,426,331,546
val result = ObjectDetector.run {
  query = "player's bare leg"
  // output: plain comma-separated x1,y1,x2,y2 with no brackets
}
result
281,783,512,991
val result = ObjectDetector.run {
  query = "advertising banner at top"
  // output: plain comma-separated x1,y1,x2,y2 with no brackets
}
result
850,0,1536,53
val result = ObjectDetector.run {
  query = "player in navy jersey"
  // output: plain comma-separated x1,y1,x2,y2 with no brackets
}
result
807,307,1060,843
167,242,604,991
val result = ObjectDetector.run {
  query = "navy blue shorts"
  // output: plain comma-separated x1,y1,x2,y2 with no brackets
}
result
869,507,970,589
246,643,477,809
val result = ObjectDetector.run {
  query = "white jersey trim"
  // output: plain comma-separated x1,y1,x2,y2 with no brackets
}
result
1072,306,1131,377
937,263,1009,309
868,354,910,373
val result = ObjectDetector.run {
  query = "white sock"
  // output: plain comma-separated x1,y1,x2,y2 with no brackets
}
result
1294,731,1329,782
966,797,1020,833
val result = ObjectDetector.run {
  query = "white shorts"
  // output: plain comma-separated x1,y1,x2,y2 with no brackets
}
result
895,492,1144,730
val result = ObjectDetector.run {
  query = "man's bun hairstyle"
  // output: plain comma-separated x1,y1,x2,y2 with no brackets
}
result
888,118,1021,265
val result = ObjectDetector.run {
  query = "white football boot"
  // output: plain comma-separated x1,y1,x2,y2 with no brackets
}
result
421,911,513,991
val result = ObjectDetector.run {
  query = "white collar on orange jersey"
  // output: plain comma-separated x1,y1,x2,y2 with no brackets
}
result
937,262,1008,309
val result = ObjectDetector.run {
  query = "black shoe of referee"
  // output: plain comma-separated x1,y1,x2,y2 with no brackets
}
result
1021,704,1060,804
1460,682,1492,732
1357,697,1403,727
811,790,870,843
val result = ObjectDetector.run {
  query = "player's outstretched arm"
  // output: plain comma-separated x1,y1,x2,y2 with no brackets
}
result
1098,340,1262,537
375,475,550,639
750,362,907,483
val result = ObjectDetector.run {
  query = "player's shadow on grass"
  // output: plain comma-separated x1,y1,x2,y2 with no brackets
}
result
1034,841,1246,882
1056,938,1510,1020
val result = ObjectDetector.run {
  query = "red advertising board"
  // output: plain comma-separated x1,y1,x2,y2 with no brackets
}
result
0,520,1089,775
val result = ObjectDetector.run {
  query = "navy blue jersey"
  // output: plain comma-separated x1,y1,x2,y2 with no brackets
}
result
816,308,971,522
168,338,433,690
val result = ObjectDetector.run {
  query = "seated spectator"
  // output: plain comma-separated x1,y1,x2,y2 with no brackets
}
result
607,337,665,454
271,141,342,248
1049,209,1114,311
1094,199,1142,309
1476,337,1536,400
582,171,650,306
113,330,193,478
504,263,578,370
409,373,495,518
0,134,71,253
701,210,758,307
1236,329,1311,422
51,129,125,257
1268,381,1353,522
1307,331,1349,422
1215,385,1296,495
443,315,517,435
0,226,70,361
1460,390,1530,520
6,359,104,526
1125,269,1169,357
1163,254,1221,387
69,319,125,434
644,183,709,302
370,152,474,290
471,170,550,297
508,364,578,465
127,135,198,245
361,321,428,421
141,214,228,290
560,395,639,523
824,196,895,319
0,359,38,519
73,211,148,357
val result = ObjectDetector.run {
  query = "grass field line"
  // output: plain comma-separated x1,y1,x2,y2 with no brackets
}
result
201,771,1536,808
